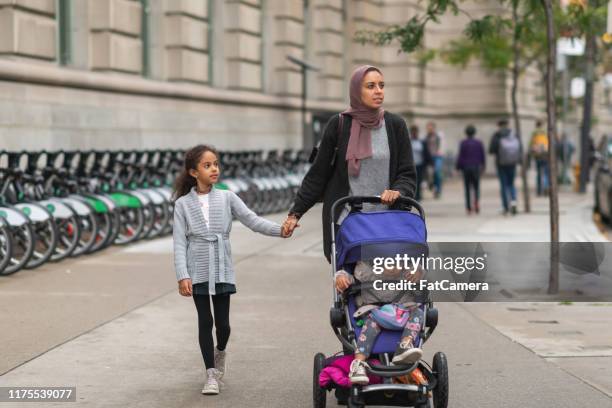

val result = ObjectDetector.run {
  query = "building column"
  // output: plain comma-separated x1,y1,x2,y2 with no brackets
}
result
163,0,210,83
0,0,57,61
224,0,262,91
309,0,344,101
89,0,143,74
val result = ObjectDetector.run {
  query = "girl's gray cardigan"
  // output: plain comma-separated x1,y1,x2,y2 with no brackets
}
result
173,187,282,294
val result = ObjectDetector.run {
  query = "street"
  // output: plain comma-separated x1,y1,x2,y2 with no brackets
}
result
1,176,611,407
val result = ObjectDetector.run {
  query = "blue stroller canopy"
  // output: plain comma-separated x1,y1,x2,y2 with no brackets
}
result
335,210,428,271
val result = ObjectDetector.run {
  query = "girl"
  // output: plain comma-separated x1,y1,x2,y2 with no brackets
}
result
173,145,290,395
335,261,424,385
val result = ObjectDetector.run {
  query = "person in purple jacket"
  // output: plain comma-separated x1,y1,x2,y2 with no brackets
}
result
456,125,486,214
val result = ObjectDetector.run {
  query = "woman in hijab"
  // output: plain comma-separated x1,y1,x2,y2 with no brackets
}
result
283,65,417,262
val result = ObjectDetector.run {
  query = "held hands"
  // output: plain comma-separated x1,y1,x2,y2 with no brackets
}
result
178,278,193,297
281,214,300,238
380,189,401,205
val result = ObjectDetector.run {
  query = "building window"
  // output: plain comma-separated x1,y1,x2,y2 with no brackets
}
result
57,0,72,65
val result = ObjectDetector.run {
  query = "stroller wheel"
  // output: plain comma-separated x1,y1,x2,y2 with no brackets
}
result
313,353,327,408
415,397,433,408
347,386,365,408
432,352,449,408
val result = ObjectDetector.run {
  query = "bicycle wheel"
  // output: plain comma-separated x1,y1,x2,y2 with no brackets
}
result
139,204,156,240
0,222,13,274
163,202,174,235
72,212,99,256
146,202,169,239
3,222,35,276
51,212,81,262
104,210,121,248
25,217,59,269
87,211,112,253
114,206,145,245
63,199,100,257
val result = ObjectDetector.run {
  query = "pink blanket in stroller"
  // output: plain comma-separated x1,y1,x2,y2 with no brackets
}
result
319,355,383,388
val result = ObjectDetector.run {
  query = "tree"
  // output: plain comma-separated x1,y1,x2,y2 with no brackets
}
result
356,0,564,293
541,0,560,294
440,0,550,214
564,0,608,193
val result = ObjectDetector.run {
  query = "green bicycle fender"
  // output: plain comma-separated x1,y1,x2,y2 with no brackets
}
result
84,197,109,213
109,192,142,208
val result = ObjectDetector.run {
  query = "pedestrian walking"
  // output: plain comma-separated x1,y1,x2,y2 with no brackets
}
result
425,122,445,199
557,132,575,184
410,125,429,201
529,120,550,196
282,65,416,261
172,145,291,395
489,119,522,215
456,125,485,214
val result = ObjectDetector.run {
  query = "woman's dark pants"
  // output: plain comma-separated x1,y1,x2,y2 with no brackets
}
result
462,166,481,211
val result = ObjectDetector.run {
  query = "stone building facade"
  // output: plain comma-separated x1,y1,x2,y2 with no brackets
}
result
0,0,609,167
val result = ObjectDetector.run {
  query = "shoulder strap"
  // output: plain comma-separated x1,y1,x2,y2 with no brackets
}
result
309,114,343,166
331,114,343,166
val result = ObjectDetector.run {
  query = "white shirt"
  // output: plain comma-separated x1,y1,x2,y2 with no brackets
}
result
198,193,210,225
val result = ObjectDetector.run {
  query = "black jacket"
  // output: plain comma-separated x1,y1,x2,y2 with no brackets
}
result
289,111,417,262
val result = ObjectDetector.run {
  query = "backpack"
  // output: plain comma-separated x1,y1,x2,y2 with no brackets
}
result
498,131,521,165
530,131,549,159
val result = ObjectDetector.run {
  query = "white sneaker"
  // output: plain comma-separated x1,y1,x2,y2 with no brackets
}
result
202,368,220,395
214,348,226,379
349,359,370,385
392,340,423,365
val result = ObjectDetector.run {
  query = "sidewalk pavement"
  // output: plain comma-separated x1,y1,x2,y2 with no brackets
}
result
422,173,607,242
0,176,611,407
424,175,612,398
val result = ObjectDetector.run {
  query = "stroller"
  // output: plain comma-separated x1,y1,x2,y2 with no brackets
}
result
313,195,448,408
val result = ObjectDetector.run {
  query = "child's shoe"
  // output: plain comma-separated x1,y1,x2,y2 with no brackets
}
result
392,340,423,365
214,348,226,379
349,359,370,385
202,368,220,395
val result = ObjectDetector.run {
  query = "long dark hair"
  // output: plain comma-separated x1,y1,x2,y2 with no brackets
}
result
173,144,219,201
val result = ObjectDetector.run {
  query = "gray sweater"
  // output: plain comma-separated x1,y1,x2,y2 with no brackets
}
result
173,187,282,294
339,121,390,223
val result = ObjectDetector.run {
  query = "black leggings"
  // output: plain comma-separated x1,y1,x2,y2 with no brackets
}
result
193,294,231,369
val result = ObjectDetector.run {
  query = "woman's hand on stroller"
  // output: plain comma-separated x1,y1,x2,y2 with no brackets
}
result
335,274,352,292
380,189,401,205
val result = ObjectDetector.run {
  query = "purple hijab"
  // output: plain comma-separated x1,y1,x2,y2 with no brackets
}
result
343,65,385,177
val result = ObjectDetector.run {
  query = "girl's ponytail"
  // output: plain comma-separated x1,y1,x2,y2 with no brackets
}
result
173,144,219,201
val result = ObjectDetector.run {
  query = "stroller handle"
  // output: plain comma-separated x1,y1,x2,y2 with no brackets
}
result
330,195,425,226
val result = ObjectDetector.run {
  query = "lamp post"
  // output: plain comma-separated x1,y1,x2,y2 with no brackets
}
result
287,55,319,148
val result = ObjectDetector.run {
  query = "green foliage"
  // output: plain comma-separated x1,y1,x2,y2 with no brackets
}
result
354,16,426,54
564,0,607,37
443,29,513,72
354,0,462,54
464,15,511,42
354,0,548,73
442,1,548,75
